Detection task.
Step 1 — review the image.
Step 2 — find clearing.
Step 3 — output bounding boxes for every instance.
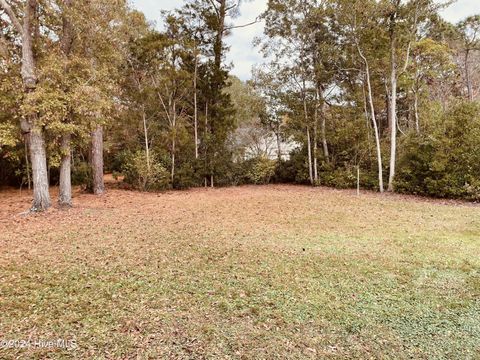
[0,185,479,359]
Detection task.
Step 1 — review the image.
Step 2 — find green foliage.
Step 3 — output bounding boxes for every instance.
[273,150,310,184]
[0,123,17,149]
[274,158,300,184]
[120,150,170,191]
[0,145,24,186]
[320,166,357,189]
[245,156,277,185]
[173,159,203,189]
[72,162,91,187]
[396,102,480,200]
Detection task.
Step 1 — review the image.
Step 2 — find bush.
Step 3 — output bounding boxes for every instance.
[173,160,203,189]
[273,149,310,184]
[121,150,170,191]
[72,161,90,186]
[245,156,277,185]
[395,101,480,200]
[320,166,357,189]
[272,160,292,183]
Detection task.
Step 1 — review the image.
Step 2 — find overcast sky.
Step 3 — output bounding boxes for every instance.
[131,0,479,80]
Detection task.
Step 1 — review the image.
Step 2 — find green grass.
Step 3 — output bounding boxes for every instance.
[0,185,479,359]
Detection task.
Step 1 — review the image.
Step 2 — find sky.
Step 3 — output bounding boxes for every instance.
[131,0,479,80]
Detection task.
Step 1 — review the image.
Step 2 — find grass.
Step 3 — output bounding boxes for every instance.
[0,185,479,359]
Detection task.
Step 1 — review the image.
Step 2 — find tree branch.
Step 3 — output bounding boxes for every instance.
[225,2,238,13]
[207,0,220,18]
[0,0,23,34]
[0,34,9,58]
[224,17,260,33]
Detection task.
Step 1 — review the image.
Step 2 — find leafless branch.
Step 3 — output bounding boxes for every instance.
[224,17,260,33]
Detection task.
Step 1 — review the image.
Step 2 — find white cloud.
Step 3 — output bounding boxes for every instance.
[131,0,479,80]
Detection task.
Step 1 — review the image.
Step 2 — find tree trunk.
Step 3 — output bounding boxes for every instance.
[276,126,282,161]
[28,127,51,211]
[142,108,150,172]
[90,125,105,195]
[18,0,51,211]
[204,102,208,188]
[59,133,72,207]
[58,129,72,205]
[26,123,51,211]
[357,43,384,193]
[171,139,175,184]
[320,101,329,162]
[194,48,199,159]
[313,96,319,184]
[306,126,313,185]
[24,140,31,190]
[313,124,318,184]
[413,87,420,133]
[214,0,226,71]
[171,101,176,184]
[314,85,329,163]
[208,0,225,186]
[465,49,473,102]
[357,166,360,196]
[388,27,398,192]
[58,0,73,207]
[302,89,313,185]
[362,83,371,134]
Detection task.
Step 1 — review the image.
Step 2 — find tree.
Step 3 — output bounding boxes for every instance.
[146,20,192,184]
[346,0,386,192]
[407,38,454,132]
[58,0,74,207]
[252,67,288,161]
[260,0,321,185]
[226,76,271,160]
[184,1,244,186]
[73,0,130,195]
[0,0,51,211]
[457,15,480,101]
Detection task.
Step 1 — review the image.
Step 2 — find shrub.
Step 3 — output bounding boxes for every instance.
[246,156,276,185]
[121,150,170,191]
[72,161,90,186]
[320,166,357,189]
[173,160,203,189]
[395,101,480,200]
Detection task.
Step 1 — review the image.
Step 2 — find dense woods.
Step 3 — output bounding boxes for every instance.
[1,0,479,211]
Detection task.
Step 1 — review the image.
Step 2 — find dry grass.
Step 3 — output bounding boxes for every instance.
[0,185,479,359]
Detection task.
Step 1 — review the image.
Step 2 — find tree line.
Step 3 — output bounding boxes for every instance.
[255,0,480,195]
[0,0,479,212]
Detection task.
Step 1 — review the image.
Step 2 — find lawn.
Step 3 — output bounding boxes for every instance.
[0,185,479,359]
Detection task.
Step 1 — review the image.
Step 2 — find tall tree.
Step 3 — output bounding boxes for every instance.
[457,15,480,101]
[58,0,74,207]
[383,0,438,191]
[0,0,51,211]
[345,0,386,192]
